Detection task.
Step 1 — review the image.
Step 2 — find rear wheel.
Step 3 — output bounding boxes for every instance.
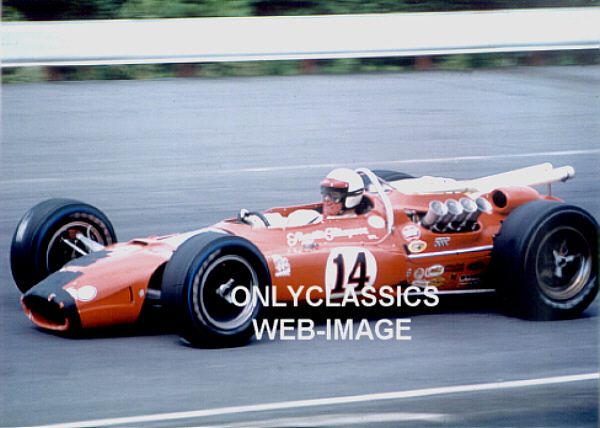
[161,232,269,347]
[491,200,598,320]
[11,199,117,293]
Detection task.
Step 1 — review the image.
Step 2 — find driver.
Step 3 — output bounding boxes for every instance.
[320,168,366,217]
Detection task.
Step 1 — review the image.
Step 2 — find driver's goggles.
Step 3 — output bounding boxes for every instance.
[321,187,345,204]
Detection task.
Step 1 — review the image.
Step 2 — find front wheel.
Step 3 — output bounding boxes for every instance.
[10,199,117,293]
[491,200,598,320]
[161,232,269,347]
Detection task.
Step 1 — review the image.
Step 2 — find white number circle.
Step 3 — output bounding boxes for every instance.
[325,247,377,295]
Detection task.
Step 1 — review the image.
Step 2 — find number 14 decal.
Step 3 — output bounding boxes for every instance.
[325,247,377,295]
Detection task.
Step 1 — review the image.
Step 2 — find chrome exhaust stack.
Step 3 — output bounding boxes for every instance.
[420,200,447,229]
[462,197,492,230]
[458,197,477,223]
[457,197,478,228]
[444,199,464,231]
[421,197,493,232]
[476,196,493,215]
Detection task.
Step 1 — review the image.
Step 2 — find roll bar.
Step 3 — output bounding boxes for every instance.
[356,168,394,235]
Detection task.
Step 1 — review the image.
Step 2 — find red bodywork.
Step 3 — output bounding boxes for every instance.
[21,184,556,331]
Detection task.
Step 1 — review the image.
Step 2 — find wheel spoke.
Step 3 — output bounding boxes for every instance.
[76,232,105,252]
[60,237,88,256]
[216,278,236,304]
[47,221,106,272]
[194,254,259,331]
[537,226,592,301]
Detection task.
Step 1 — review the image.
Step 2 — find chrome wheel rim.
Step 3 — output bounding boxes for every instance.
[193,254,259,331]
[46,221,106,272]
[535,226,592,301]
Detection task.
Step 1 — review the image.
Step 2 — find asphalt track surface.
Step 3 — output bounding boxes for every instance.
[1,66,599,427]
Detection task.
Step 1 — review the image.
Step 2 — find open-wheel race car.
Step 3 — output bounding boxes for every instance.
[11,163,599,347]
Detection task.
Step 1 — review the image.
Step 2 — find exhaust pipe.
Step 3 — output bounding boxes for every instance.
[461,197,492,230]
[426,199,464,231]
[444,199,464,230]
[476,197,493,214]
[421,200,447,229]
[422,197,493,232]
[458,197,478,224]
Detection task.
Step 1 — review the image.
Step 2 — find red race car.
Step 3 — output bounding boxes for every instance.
[10,164,598,346]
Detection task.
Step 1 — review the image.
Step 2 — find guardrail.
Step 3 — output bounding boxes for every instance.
[2,8,599,67]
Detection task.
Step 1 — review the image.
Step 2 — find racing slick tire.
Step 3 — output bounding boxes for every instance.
[491,200,598,320]
[372,170,414,182]
[10,198,117,294]
[161,232,270,347]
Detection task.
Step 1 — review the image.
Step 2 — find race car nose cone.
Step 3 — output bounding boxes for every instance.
[21,271,82,331]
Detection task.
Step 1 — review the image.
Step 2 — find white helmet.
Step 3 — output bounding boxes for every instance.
[321,168,365,211]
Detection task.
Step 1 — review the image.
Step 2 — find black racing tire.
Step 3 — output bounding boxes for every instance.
[372,170,414,182]
[161,232,270,347]
[490,200,598,320]
[10,198,117,294]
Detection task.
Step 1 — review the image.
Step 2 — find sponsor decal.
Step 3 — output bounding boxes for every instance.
[368,215,386,229]
[425,264,444,277]
[414,268,425,280]
[302,241,318,251]
[429,277,446,288]
[434,236,451,247]
[287,227,369,247]
[445,263,465,273]
[411,279,430,288]
[66,285,97,302]
[407,240,427,253]
[459,274,481,286]
[401,224,421,241]
[272,255,291,278]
